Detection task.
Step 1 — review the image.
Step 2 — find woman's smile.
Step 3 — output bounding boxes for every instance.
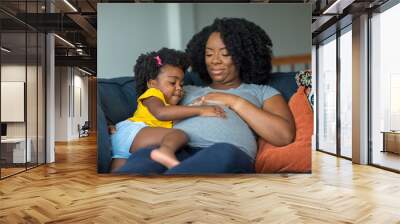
[210,69,225,75]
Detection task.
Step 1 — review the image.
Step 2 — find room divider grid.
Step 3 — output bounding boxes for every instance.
[0,0,47,179]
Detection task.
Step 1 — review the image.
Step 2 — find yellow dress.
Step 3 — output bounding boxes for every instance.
[128,88,172,128]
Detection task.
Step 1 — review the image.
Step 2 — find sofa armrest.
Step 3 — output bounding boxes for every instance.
[97,103,112,173]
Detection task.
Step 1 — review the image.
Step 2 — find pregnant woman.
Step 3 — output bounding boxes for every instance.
[117,17,295,174]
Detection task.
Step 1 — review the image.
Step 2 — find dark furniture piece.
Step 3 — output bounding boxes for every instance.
[78,121,90,138]
[1,123,7,138]
[381,131,400,154]
[97,72,299,173]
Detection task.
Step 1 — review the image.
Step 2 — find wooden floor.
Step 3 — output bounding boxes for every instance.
[372,150,400,171]
[1,135,400,223]
[1,167,26,178]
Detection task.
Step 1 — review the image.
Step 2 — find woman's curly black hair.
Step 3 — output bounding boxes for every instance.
[134,48,190,96]
[186,18,273,84]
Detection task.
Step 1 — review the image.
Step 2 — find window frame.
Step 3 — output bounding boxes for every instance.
[315,21,353,161]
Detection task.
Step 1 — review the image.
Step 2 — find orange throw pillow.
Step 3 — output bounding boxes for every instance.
[255,86,313,173]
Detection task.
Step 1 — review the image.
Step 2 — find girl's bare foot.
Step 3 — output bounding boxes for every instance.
[150,149,180,168]
[108,125,116,134]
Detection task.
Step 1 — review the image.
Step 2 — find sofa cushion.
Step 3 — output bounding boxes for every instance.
[183,71,207,87]
[97,104,112,173]
[255,86,313,173]
[98,77,137,124]
[97,71,300,173]
[267,72,299,102]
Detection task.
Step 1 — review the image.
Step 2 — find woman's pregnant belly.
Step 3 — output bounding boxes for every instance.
[174,108,258,159]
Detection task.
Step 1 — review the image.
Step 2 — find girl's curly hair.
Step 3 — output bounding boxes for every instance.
[134,48,190,96]
[186,18,273,84]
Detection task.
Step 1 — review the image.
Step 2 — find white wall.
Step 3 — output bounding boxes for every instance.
[1,64,46,164]
[193,3,311,57]
[55,67,89,141]
[180,4,195,51]
[55,67,69,141]
[1,65,27,139]
[98,3,311,78]
[72,73,89,138]
[167,4,182,50]
[98,3,170,78]
[1,65,40,137]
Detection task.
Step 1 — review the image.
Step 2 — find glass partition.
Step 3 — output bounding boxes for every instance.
[317,35,337,155]
[27,31,38,170]
[0,1,46,179]
[339,26,352,159]
[1,31,28,177]
[370,3,400,171]
[38,32,45,165]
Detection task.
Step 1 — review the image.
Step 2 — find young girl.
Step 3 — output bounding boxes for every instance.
[110,48,225,172]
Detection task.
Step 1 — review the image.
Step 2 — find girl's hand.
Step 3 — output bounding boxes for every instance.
[198,105,226,118]
[190,96,206,106]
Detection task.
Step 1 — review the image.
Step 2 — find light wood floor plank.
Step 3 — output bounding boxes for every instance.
[0,135,400,223]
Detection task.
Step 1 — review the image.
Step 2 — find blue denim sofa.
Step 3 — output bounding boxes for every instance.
[97,72,299,173]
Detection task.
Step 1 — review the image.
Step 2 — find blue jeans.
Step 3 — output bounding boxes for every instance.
[117,143,255,174]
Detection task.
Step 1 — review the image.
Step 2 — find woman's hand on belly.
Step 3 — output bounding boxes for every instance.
[194,92,295,146]
[194,92,240,108]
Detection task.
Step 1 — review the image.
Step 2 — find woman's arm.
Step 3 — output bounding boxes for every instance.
[142,97,225,121]
[201,93,295,146]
